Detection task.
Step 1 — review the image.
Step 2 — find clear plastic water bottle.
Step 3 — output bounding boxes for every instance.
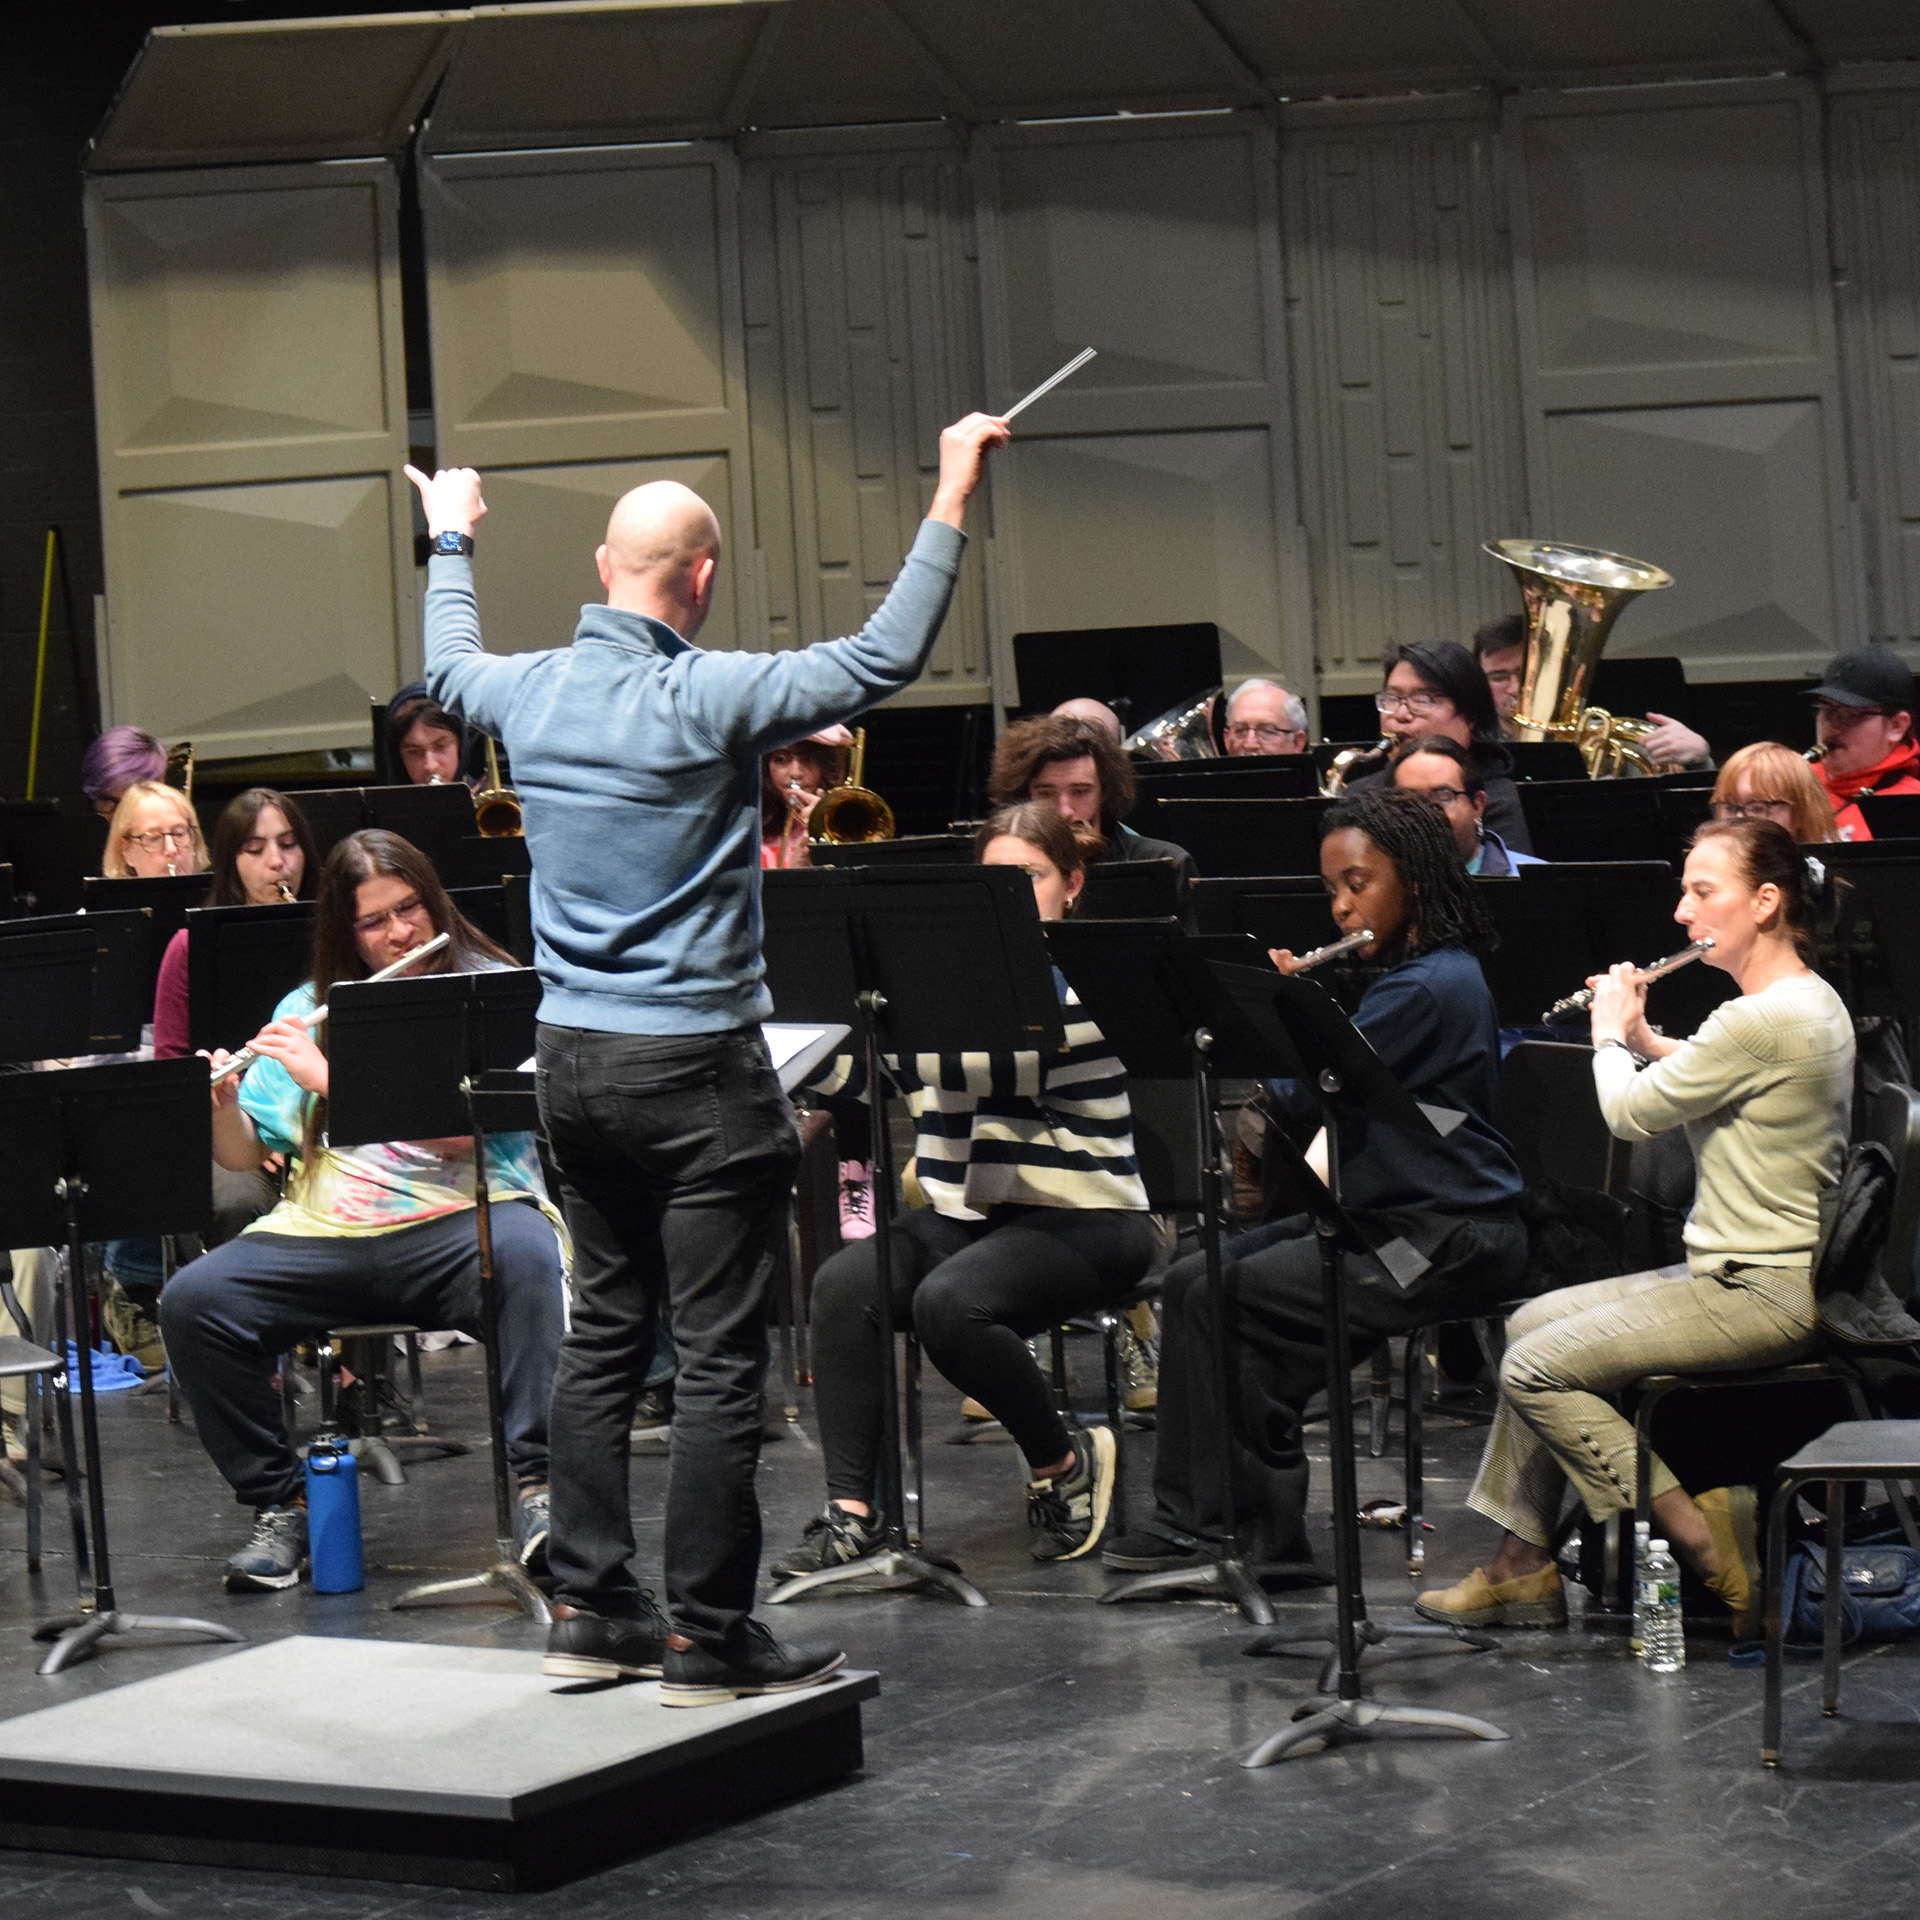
[1629,1519,1652,1655]
[1640,1537,1684,1672]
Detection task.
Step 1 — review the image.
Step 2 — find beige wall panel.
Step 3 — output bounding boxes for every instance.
[996,429,1281,685]
[1507,81,1856,681]
[1831,84,1920,644]
[86,161,416,755]
[107,474,404,755]
[1280,106,1526,690]
[975,118,1309,717]
[742,138,990,705]
[467,456,741,659]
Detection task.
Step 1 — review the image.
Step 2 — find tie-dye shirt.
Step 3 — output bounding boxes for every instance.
[238,980,553,1240]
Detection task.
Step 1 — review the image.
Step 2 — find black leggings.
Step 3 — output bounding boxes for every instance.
[809,1204,1157,1501]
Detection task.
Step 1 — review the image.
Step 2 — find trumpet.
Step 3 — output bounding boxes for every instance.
[1288,928,1375,972]
[474,738,523,838]
[1321,739,1389,799]
[811,728,895,843]
[1541,938,1714,1024]
[209,932,449,1085]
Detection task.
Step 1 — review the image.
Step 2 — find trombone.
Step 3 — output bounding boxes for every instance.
[811,728,895,844]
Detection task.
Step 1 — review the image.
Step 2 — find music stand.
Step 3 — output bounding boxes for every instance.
[1078,859,1181,923]
[760,866,1063,1610]
[1046,919,1279,1627]
[0,1059,244,1674]
[0,799,105,916]
[325,966,547,1622]
[186,901,313,1055]
[0,862,14,917]
[0,929,98,1064]
[83,872,207,983]
[0,913,154,1057]
[1209,965,1508,1766]
[1151,797,1327,878]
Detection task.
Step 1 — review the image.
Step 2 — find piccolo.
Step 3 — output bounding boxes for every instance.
[1542,937,1714,1023]
[1290,929,1375,972]
[208,931,450,1085]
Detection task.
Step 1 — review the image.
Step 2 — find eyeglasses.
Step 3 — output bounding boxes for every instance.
[1224,722,1303,746]
[1408,786,1471,807]
[351,894,429,937]
[1711,799,1792,822]
[1815,701,1892,728]
[1375,689,1446,717]
[123,825,195,852]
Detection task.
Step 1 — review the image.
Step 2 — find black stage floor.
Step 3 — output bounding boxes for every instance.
[4,1344,1919,1918]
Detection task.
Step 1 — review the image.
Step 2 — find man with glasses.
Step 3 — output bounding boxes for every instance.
[1222,679,1308,757]
[1809,644,1920,841]
[1390,736,1542,877]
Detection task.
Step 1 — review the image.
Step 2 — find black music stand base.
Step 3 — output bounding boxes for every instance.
[33,1608,244,1678]
[1099,1557,1275,1626]
[767,1545,988,1609]
[1244,1613,1498,1696]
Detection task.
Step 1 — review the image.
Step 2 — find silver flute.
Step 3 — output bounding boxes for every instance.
[1542,937,1714,1023]
[208,932,450,1085]
[1290,928,1375,972]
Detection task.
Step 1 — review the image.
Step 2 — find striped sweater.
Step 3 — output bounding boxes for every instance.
[808,982,1149,1221]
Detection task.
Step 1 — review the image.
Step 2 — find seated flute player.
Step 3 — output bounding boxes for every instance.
[159,829,568,1594]
[1415,819,1852,1635]
[771,802,1160,1576]
[1103,787,1530,1578]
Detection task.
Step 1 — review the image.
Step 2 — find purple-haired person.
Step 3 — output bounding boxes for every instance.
[80,726,167,821]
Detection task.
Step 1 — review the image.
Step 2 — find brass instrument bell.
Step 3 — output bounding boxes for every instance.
[811,728,895,843]
[473,737,524,838]
[1123,688,1221,761]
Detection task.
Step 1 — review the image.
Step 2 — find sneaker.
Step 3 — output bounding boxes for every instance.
[224,1503,309,1593]
[1026,1423,1116,1562]
[542,1596,670,1680]
[1101,1525,1210,1574]
[837,1162,875,1241]
[1116,1321,1158,1413]
[769,1502,882,1581]
[517,1482,551,1575]
[1413,1564,1566,1629]
[660,1621,846,1707]
[102,1279,164,1373]
[630,1383,674,1450]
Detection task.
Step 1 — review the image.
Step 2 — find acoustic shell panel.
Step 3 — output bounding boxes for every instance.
[1507,80,1854,682]
[85,162,416,757]
[422,144,758,651]
[974,116,1308,713]
[1279,100,1525,689]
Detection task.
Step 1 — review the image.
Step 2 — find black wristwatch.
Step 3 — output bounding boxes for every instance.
[430,530,475,557]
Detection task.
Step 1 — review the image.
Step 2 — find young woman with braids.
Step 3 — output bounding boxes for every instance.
[159,831,567,1596]
[1416,819,1852,1636]
[1103,787,1529,1576]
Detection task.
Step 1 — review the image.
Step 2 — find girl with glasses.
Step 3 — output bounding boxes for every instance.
[102,780,208,880]
[1708,743,1836,847]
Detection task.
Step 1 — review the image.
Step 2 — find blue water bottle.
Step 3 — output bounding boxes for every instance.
[305,1436,365,1593]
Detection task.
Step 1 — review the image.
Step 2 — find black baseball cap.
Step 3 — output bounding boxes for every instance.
[1810,644,1915,713]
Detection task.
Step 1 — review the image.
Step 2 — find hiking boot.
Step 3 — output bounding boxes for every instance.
[224,1504,309,1592]
[1698,1485,1762,1637]
[1414,1564,1566,1629]
[517,1482,550,1575]
[542,1595,671,1680]
[102,1279,164,1373]
[837,1162,875,1241]
[630,1383,674,1451]
[769,1502,882,1581]
[1026,1423,1116,1561]
[1101,1525,1210,1574]
[660,1621,846,1707]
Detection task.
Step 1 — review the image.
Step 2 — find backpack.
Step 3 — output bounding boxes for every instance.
[1811,1138,1920,1348]
[1779,1543,1920,1646]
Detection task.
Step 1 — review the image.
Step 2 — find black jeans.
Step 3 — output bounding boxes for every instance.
[1147,1208,1528,1565]
[810,1205,1158,1500]
[536,1024,800,1648]
[161,1202,564,1510]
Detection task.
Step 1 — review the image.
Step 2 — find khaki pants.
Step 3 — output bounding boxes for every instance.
[1468,1263,1815,1548]
[2,1248,58,1421]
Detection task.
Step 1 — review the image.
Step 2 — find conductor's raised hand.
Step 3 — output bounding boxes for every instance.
[929,413,1012,529]
[404,463,487,540]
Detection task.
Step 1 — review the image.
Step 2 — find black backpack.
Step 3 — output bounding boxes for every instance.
[1812,1139,1920,1348]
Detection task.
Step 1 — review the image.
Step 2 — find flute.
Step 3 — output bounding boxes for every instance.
[208,932,450,1085]
[1541,937,1714,1023]
[1289,928,1375,972]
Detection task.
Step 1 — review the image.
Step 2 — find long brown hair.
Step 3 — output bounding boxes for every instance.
[205,788,320,908]
[987,715,1137,826]
[972,802,1094,894]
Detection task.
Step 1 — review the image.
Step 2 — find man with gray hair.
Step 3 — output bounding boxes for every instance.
[1222,678,1308,756]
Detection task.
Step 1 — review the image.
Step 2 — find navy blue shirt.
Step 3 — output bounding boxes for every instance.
[1274,945,1522,1214]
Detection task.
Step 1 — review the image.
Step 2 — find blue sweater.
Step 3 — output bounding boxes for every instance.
[424,520,965,1034]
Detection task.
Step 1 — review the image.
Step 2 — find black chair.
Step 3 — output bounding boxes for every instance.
[0,1267,59,1573]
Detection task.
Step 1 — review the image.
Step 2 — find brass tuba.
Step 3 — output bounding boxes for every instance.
[811,728,895,843]
[473,737,524,837]
[1483,539,1674,778]
[1123,688,1221,761]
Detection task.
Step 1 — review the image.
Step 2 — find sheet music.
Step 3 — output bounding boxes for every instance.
[764,1024,834,1072]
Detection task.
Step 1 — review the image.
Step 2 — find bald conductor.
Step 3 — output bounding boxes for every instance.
[409,412,1008,1704]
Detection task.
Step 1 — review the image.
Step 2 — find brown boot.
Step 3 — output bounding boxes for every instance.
[1697,1485,1762,1637]
[1414,1564,1567,1628]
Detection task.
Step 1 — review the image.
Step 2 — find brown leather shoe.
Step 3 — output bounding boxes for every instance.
[1414,1564,1567,1628]
[1697,1486,1762,1637]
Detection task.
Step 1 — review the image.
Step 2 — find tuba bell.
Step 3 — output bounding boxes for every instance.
[473,737,524,837]
[1482,539,1674,778]
[811,728,895,843]
[1123,687,1220,761]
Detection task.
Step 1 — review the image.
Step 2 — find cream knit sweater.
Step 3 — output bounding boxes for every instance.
[1593,971,1854,1276]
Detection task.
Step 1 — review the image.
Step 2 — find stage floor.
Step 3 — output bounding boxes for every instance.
[4,1345,1920,1917]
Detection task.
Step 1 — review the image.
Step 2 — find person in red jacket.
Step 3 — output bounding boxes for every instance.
[1811,645,1920,841]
